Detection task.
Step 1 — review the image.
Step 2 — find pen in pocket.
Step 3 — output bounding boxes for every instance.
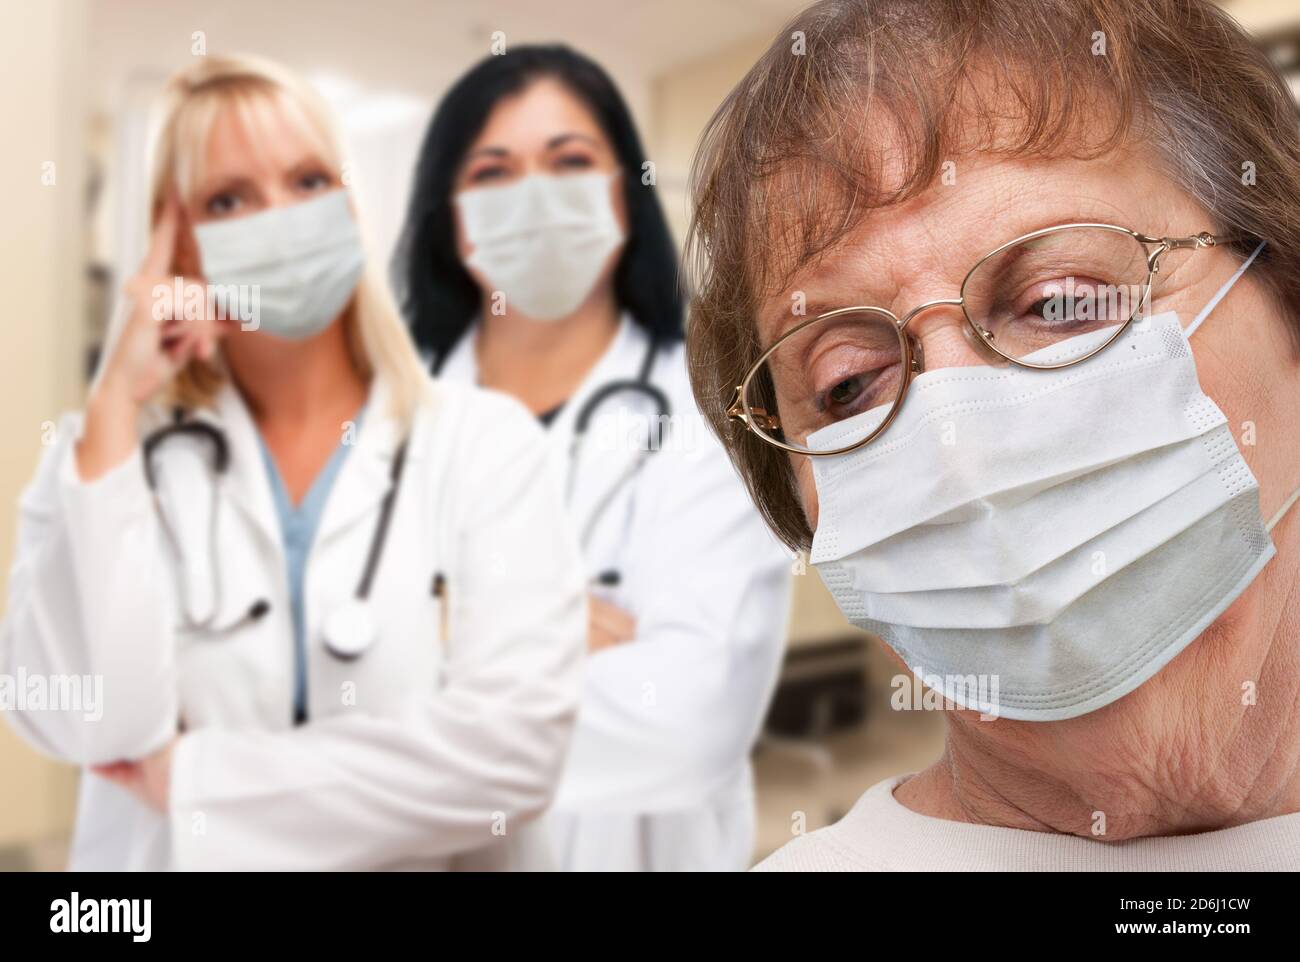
[431,571,448,643]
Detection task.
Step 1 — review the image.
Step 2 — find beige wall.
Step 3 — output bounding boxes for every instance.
[650,33,774,242]
[0,0,90,847]
[1222,0,1300,32]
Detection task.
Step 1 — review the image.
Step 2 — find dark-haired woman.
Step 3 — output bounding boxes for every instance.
[394,46,791,871]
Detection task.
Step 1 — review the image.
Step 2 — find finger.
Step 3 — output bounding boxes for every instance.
[165,327,201,367]
[194,320,212,362]
[188,298,232,362]
[588,628,628,653]
[589,601,622,625]
[589,606,616,632]
[156,277,208,345]
[141,189,183,278]
[591,600,635,633]
[159,316,188,357]
[123,275,168,320]
[176,202,205,285]
[198,313,230,361]
[167,281,211,359]
[160,314,202,364]
[592,610,635,641]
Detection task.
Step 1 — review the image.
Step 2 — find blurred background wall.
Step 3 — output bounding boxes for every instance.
[0,0,1296,869]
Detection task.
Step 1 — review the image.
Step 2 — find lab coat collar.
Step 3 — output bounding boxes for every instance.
[203,373,408,549]
[315,375,411,547]
[439,312,649,439]
[553,313,647,439]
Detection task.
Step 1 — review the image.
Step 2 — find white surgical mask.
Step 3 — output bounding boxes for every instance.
[456,171,624,321]
[808,242,1298,721]
[195,190,365,340]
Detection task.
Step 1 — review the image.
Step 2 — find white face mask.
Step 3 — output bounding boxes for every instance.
[455,171,624,322]
[808,242,1298,721]
[195,190,365,340]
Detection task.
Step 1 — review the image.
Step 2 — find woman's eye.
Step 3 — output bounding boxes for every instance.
[829,376,865,405]
[554,154,594,171]
[1025,294,1063,320]
[467,165,509,184]
[296,171,331,192]
[819,369,883,417]
[205,193,241,216]
[1019,277,1121,324]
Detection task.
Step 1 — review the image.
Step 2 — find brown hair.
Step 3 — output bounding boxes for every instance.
[685,0,1300,550]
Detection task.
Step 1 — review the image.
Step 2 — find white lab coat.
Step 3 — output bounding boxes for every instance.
[440,315,792,871]
[0,374,587,870]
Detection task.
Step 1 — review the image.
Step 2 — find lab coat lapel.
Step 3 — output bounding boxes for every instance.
[438,315,647,498]
[437,314,643,433]
[313,375,406,547]
[208,376,403,553]
[545,315,643,444]
[551,316,650,501]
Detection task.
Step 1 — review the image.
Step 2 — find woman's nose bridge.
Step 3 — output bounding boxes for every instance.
[898,296,997,371]
[898,297,964,330]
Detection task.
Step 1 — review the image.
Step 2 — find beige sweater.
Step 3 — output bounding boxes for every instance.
[754,775,1300,871]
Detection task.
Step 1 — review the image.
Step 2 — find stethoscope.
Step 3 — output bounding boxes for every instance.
[563,338,672,588]
[143,407,409,661]
[433,333,671,588]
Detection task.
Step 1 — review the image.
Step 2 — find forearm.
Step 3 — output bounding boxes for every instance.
[1,417,179,763]
[168,683,576,870]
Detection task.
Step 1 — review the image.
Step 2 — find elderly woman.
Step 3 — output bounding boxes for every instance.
[687,0,1300,870]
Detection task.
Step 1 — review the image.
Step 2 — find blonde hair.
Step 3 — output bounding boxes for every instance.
[145,53,428,423]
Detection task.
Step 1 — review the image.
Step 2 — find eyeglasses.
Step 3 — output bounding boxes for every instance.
[726,223,1230,457]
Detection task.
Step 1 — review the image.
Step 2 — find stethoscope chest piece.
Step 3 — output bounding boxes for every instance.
[322,599,376,660]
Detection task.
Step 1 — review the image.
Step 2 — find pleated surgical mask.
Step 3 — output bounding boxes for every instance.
[808,242,1298,721]
[195,190,365,340]
[456,172,624,321]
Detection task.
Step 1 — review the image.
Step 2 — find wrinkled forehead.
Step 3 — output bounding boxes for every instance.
[751,145,1169,350]
[740,88,1148,349]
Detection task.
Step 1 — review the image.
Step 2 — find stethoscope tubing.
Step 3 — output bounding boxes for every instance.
[143,409,410,656]
[145,413,237,632]
[565,339,671,555]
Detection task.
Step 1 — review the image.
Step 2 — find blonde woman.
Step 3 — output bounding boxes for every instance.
[0,55,586,871]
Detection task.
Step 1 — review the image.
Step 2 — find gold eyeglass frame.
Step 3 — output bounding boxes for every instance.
[726,223,1229,457]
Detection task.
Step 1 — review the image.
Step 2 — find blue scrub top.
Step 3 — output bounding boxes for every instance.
[255,416,362,725]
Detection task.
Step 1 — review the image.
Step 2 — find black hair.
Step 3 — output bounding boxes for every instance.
[393,44,685,370]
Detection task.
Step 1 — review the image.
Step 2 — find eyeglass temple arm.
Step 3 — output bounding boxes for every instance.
[1136,230,1218,250]
[1135,231,1245,274]
[725,386,780,431]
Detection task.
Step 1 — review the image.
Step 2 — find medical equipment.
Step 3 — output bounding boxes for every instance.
[565,338,671,584]
[319,439,409,659]
[435,333,672,586]
[143,408,410,659]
